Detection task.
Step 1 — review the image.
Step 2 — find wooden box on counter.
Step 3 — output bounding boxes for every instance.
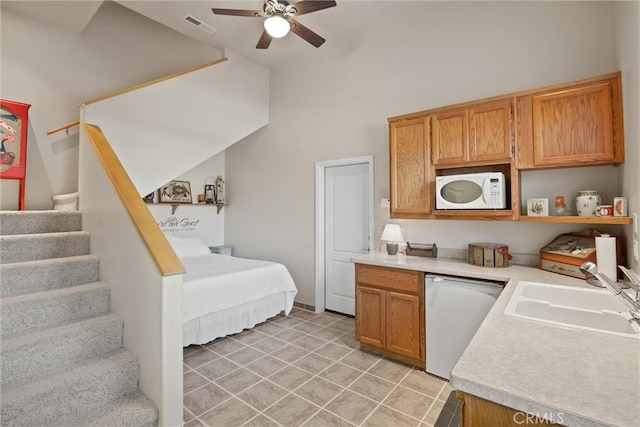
[539,228,623,279]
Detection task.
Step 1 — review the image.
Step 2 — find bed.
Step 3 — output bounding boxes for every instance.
[166,235,298,346]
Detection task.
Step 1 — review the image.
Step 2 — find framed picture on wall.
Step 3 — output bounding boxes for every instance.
[159,180,192,204]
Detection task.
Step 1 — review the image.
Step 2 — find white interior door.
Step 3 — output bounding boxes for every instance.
[325,163,370,315]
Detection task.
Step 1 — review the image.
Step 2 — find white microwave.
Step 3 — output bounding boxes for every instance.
[436,172,506,209]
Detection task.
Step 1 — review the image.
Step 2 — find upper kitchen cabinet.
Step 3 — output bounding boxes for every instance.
[516,72,624,169]
[389,116,431,219]
[432,99,513,167]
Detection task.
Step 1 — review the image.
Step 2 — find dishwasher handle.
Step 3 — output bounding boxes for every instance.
[425,274,505,289]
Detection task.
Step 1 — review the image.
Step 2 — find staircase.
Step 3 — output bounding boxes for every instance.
[0,210,159,427]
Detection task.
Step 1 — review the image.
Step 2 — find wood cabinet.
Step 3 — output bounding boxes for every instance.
[432,99,513,167]
[355,264,424,366]
[516,73,624,169]
[457,391,562,426]
[389,117,431,219]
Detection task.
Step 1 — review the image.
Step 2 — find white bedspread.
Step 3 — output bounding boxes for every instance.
[181,253,298,325]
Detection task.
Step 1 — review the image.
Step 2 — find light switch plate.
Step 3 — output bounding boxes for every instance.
[634,213,638,234]
[634,240,639,262]
[381,198,390,208]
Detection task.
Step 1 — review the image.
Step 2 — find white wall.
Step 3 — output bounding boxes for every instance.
[612,0,640,272]
[225,1,623,306]
[0,1,220,209]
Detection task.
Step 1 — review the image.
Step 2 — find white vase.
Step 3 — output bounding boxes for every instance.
[575,190,600,217]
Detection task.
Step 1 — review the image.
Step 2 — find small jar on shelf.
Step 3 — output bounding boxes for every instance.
[554,196,567,216]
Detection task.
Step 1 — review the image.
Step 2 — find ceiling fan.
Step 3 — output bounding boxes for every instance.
[212,0,337,49]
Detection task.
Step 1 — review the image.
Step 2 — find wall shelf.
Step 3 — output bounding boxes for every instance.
[519,216,632,225]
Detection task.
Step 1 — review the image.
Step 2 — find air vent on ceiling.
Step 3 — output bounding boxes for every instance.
[184,15,217,33]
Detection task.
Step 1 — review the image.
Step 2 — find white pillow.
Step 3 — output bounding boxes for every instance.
[165,235,210,258]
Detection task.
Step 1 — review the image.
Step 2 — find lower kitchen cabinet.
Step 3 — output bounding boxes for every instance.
[457,391,563,426]
[355,263,425,366]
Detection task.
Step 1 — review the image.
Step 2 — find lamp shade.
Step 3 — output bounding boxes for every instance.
[264,15,290,38]
[380,224,404,242]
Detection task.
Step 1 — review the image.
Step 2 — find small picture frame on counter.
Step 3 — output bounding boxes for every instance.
[526,198,549,216]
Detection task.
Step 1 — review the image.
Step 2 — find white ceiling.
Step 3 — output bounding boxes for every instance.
[2,0,394,69]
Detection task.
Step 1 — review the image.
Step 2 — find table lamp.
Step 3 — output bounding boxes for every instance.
[381,224,404,255]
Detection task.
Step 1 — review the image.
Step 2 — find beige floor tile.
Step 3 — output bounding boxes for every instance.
[325,390,378,425]
[307,315,343,327]
[348,373,396,402]
[315,342,352,360]
[383,386,434,420]
[233,329,269,345]
[274,328,307,343]
[255,321,288,336]
[225,346,266,366]
[243,414,281,427]
[184,371,209,394]
[196,358,241,381]
[216,368,262,395]
[362,405,419,427]
[333,333,359,349]
[302,410,355,427]
[245,355,288,377]
[294,377,344,406]
[237,380,289,411]
[367,358,413,383]
[341,350,381,371]
[184,383,231,416]
[263,393,320,426]
[330,319,355,332]
[184,345,203,355]
[184,408,194,422]
[207,338,246,355]
[294,321,324,334]
[185,418,205,427]
[183,349,219,369]
[268,366,314,391]
[250,337,287,353]
[200,397,258,427]
[319,362,364,387]
[400,370,445,398]
[293,353,334,374]
[274,316,304,328]
[314,327,346,341]
[291,310,317,320]
[439,382,455,401]
[293,335,328,351]
[271,344,308,363]
[422,398,446,425]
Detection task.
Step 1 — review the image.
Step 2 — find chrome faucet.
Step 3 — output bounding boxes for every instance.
[579,261,640,323]
[619,265,640,305]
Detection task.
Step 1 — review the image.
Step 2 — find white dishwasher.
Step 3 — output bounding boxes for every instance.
[425,274,504,379]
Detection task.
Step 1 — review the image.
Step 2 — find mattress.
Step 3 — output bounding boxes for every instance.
[180,253,298,346]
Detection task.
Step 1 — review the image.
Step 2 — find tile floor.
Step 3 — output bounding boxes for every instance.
[183,307,453,427]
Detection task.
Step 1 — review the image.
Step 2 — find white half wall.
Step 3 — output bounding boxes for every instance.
[82,50,268,197]
[78,128,183,426]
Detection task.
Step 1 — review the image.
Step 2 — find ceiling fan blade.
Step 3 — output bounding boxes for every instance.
[291,1,337,16]
[289,19,326,48]
[211,8,261,17]
[256,30,273,49]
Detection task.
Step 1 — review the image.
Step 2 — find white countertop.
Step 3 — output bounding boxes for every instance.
[352,253,640,427]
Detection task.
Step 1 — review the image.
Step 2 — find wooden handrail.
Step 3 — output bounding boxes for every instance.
[81,123,185,277]
[78,57,228,107]
[47,120,80,135]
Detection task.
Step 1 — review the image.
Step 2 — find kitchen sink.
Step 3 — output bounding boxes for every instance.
[504,281,640,338]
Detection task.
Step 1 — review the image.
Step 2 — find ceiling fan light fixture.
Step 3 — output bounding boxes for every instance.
[264,15,290,38]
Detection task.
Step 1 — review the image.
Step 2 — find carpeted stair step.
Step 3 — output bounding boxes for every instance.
[1,313,123,386]
[0,254,99,297]
[0,210,82,235]
[1,282,111,337]
[82,391,159,427]
[0,231,90,263]
[0,349,146,427]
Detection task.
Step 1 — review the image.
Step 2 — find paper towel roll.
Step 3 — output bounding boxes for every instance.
[595,235,617,282]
